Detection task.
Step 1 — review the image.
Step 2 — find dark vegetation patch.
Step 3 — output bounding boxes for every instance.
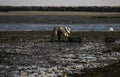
[0,31,52,42]
[0,6,120,12]
[67,61,120,77]
[71,31,120,42]
[0,31,120,42]
[92,16,120,19]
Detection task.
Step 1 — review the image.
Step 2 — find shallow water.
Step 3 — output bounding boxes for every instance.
[0,23,120,31]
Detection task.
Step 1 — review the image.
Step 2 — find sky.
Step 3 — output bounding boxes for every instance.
[0,0,120,6]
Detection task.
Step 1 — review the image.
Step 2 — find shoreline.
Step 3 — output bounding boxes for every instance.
[0,11,120,16]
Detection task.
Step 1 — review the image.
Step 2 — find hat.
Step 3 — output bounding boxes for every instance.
[65,27,70,34]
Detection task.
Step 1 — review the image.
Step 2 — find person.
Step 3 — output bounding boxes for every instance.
[51,26,71,41]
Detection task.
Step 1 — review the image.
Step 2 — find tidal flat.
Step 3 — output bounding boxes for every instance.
[0,31,120,77]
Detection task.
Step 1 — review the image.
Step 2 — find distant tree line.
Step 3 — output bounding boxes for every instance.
[0,6,120,12]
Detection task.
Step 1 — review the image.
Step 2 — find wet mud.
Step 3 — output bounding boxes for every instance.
[0,39,120,77]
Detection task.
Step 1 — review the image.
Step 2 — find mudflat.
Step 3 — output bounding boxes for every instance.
[0,31,120,77]
[0,11,120,24]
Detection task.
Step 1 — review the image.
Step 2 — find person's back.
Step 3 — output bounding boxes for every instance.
[59,27,66,33]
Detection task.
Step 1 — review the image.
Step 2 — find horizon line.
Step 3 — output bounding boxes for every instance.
[0,5,120,7]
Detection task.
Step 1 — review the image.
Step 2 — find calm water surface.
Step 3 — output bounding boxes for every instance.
[0,24,120,31]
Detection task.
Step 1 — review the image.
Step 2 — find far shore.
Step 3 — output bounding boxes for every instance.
[0,11,120,24]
